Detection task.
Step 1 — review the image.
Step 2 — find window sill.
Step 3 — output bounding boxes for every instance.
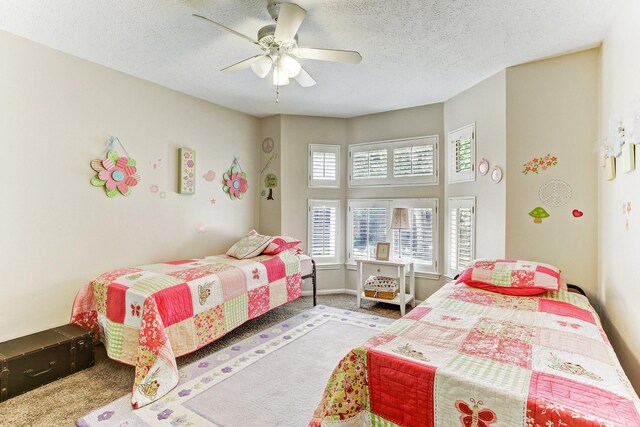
[315,263,343,271]
[345,263,440,280]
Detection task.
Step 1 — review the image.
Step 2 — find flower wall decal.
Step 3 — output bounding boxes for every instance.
[223,158,248,200]
[90,150,140,197]
[522,154,558,175]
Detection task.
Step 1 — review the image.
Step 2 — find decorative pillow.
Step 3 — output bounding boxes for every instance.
[226,230,272,259]
[456,259,561,296]
[262,236,301,255]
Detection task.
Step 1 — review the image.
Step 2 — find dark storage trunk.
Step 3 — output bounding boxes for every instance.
[0,324,95,402]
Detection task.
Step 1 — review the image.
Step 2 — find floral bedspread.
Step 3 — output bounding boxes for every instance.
[72,251,301,408]
[311,282,640,426]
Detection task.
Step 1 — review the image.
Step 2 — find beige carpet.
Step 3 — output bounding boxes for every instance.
[0,294,408,427]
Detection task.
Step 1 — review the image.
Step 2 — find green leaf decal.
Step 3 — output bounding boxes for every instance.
[90,176,106,187]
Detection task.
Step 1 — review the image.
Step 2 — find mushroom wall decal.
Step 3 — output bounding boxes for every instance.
[529,207,550,224]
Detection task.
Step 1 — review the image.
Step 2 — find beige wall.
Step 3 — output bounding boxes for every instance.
[280,115,348,294]
[0,31,260,341]
[258,115,282,236]
[505,49,599,297]
[444,70,507,267]
[346,104,446,301]
[599,0,640,392]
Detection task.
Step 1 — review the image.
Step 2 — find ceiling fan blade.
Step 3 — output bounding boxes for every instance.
[294,67,316,87]
[293,47,362,64]
[192,14,258,45]
[274,3,306,43]
[221,55,263,73]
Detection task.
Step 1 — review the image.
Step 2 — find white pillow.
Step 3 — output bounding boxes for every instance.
[226,230,272,259]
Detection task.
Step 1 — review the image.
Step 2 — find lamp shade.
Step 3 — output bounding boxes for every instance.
[280,54,302,78]
[251,55,273,79]
[272,65,290,86]
[390,208,409,229]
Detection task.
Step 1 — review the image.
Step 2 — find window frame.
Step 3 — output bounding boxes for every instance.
[308,144,341,189]
[348,135,439,188]
[346,198,439,275]
[308,199,341,266]
[446,196,476,279]
[447,123,476,184]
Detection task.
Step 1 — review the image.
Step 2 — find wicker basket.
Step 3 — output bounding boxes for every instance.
[364,289,398,300]
[363,276,399,300]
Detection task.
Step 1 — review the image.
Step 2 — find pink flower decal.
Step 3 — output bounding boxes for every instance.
[222,162,248,200]
[226,173,247,197]
[90,151,140,197]
[252,268,260,280]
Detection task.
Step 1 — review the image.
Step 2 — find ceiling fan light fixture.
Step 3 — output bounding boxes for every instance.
[272,66,290,86]
[280,54,302,78]
[251,55,273,78]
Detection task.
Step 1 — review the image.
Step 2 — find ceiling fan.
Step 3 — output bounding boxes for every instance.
[193,1,362,96]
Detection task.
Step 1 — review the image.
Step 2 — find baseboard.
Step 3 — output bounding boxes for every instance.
[301,289,423,305]
[302,288,357,296]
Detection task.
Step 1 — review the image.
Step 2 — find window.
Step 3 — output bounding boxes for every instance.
[347,199,439,274]
[309,144,340,188]
[308,199,340,265]
[446,197,475,278]
[448,123,475,183]
[349,136,438,187]
[349,200,389,261]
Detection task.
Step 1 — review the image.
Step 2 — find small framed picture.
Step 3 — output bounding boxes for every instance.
[376,242,390,261]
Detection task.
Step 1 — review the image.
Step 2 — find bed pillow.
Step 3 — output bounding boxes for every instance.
[456,259,561,295]
[262,236,301,255]
[226,230,272,259]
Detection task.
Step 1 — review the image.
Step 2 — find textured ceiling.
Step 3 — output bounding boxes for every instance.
[0,0,623,118]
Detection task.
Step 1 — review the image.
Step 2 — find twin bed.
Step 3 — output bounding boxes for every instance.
[72,249,316,408]
[311,275,640,426]
[72,250,640,426]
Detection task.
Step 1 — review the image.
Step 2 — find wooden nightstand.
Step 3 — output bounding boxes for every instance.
[356,258,416,316]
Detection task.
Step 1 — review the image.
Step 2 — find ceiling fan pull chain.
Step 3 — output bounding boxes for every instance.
[276,84,280,103]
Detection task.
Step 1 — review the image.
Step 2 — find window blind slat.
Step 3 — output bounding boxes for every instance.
[393,208,434,264]
[448,199,474,275]
[352,207,388,259]
[310,206,337,257]
[393,145,434,177]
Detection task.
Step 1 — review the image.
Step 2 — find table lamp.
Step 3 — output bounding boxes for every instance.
[390,208,409,259]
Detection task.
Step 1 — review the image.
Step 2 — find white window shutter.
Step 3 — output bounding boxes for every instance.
[349,144,389,186]
[308,199,340,265]
[309,144,340,188]
[347,198,439,274]
[347,200,389,264]
[448,123,475,184]
[349,136,438,187]
[390,199,438,273]
[447,197,475,278]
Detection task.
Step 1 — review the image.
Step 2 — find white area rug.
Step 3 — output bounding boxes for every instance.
[77,305,393,426]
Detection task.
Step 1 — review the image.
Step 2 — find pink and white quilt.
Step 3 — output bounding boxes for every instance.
[72,251,302,408]
[311,282,640,426]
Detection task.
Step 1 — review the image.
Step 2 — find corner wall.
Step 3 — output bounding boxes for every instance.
[0,30,260,341]
[599,0,640,392]
[280,115,348,294]
[345,104,446,300]
[444,71,507,265]
[505,49,600,297]
[259,115,282,236]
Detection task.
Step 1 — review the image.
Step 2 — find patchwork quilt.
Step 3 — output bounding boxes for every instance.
[311,282,640,426]
[72,251,302,408]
